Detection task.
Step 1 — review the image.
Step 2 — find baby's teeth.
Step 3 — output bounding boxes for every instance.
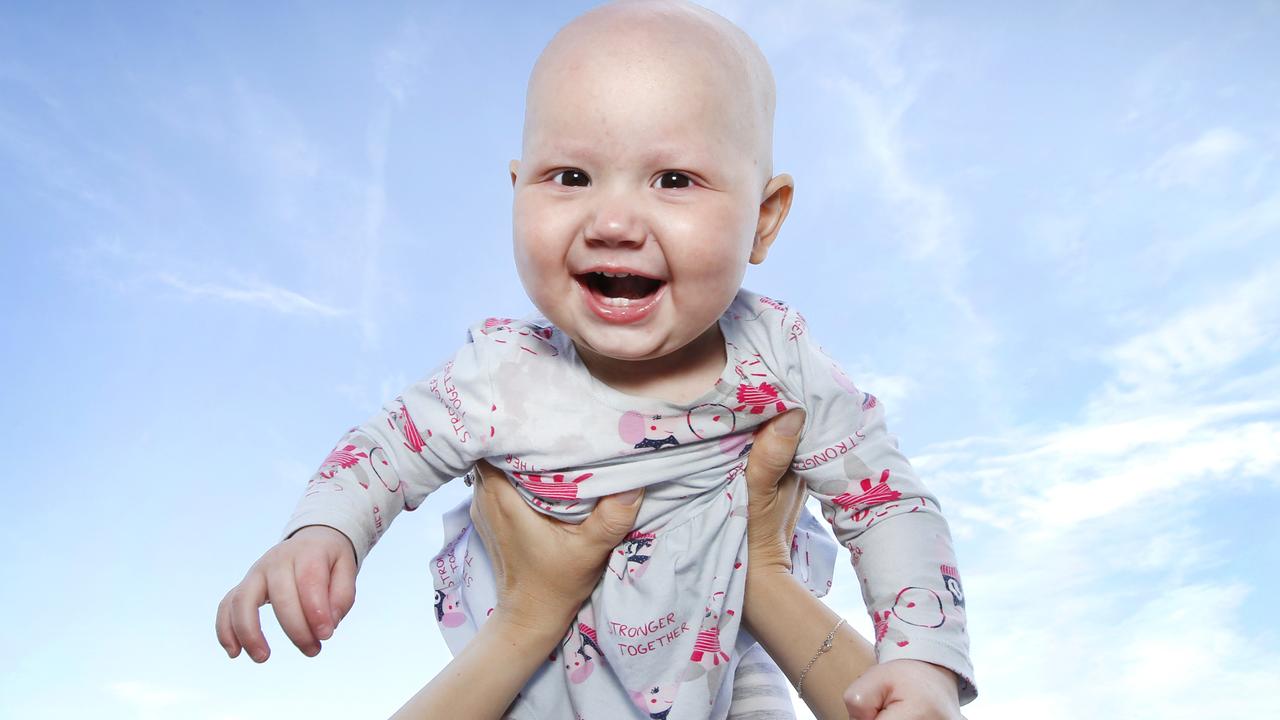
[604,296,634,307]
[601,272,631,278]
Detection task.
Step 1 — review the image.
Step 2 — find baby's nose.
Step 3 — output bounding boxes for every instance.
[585,194,647,247]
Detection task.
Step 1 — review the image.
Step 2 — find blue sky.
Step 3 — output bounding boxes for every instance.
[2,1,1278,718]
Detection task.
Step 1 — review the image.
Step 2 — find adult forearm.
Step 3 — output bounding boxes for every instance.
[744,569,876,720]
[390,613,563,720]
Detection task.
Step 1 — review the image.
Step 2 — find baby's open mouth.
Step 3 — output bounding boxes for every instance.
[577,272,665,304]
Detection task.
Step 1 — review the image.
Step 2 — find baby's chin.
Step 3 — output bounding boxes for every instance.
[569,329,672,365]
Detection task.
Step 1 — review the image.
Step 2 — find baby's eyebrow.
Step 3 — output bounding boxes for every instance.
[532,140,602,164]
[532,137,715,168]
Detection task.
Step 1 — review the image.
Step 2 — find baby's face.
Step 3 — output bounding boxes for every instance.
[511,17,783,368]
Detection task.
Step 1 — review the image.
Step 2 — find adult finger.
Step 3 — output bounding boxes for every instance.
[267,563,319,657]
[295,553,335,641]
[215,592,242,658]
[228,572,271,663]
[329,548,357,627]
[470,461,519,526]
[580,488,644,546]
[746,411,805,489]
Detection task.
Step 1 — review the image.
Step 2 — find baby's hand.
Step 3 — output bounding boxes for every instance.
[844,659,962,720]
[215,525,357,662]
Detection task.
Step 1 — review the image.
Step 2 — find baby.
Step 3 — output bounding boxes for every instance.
[222,1,975,717]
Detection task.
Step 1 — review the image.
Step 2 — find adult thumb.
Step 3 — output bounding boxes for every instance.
[582,488,645,545]
[747,411,805,485]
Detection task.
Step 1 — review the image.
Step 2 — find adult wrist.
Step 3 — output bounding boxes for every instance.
[496,586,581,633]
[487,605,572,648]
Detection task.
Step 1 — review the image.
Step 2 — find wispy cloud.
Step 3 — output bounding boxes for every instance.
[898,258,1280,717]
[159,272,347,317]
[1147,127,1248,189]
[1091,262,1280,416]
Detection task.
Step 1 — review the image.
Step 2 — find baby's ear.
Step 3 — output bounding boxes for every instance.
[509,159,520,187]
[751,174,795,264]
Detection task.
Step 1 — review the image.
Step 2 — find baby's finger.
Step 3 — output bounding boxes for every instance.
[215,592,242,658]
[294,554,335,641]
[329,546,357,627]
[267,564,320,657]
[227,572,271,663]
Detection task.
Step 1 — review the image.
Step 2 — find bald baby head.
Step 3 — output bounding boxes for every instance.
[523,0,777,182]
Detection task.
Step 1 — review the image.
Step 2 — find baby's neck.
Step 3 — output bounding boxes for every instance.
[576,324,727,406]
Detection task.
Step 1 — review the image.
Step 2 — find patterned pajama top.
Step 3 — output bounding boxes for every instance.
[283,289,976,719]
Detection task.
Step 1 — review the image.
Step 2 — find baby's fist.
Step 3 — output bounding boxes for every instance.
[844,659,962,720]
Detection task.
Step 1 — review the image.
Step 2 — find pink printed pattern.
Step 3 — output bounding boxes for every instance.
[513,471,593,500]
[733,381,787,415]
[318,444,367,479]
[832,469,901,510]
[689,627,730,665]
[399,401,428,452]
[481,318,558,356]
[757,295,788,314]
[873,609,891,644]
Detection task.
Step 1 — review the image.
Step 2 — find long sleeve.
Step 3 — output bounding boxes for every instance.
[783,312,977,704]
[281,332,496,566]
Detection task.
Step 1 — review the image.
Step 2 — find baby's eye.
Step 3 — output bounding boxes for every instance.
[654,171,692,189]
[553,169,590,187]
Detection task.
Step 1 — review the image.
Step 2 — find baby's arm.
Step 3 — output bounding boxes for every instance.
[798,391,976,706]
[282,339,495,565]
[216,336,494,659]
[765,308,974,708]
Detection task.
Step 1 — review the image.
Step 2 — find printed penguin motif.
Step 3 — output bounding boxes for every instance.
[434,588,465,628]
[619,405,740,452]
[608,530,656,584]
[941,564,965,609]
[619,412,682,450]
[562,607,605,684]
[630,683,677,719]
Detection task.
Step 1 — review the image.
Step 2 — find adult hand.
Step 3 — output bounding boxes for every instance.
[469,460,644,630]
[744,410,807,577]
[392,465,643,720]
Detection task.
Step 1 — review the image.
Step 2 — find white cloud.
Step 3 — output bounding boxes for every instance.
[901,253,1280,717]
[159,272,347,317]
[1091,263,1280,417]
[1148,127,1248,189]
